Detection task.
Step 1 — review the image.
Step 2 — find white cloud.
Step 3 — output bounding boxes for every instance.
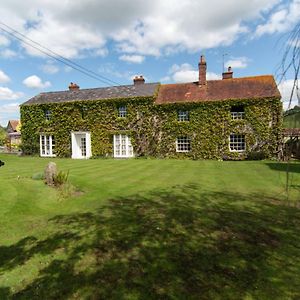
[207,72,222,80]
[160,76,171,82]
[119,54,145,64]
[41,63,59,74]
[0,0,281,58]
[278,79,300,110]
[255,0,300,36]
[98,63,134,81]
[225,57,249,69]
[0,70,10,83]
[0,102,20,113]
[0,103,20,127]
[23,75,51,89]
[0,49,17,58]
[168,63,221,83]
[0,87,23,100]
[0,35,10,47]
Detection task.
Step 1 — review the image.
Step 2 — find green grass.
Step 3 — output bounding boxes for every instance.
[0,154,299,299]
[284,111,300,128]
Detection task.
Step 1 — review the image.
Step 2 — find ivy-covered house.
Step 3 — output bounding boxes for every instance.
[20,56,282,159]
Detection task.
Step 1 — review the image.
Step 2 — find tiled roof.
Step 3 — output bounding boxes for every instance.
[155,75,280,104]
[22,83,160,105]
[8,120,20,132]
[22,75,281,106]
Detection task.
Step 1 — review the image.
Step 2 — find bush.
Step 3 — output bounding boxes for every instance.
[247,151,266,160]
[53,170,69,186]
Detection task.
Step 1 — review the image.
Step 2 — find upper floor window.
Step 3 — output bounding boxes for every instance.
[231,105,244,120]
[178,110,189,122]
[80,107,88,119]
[176,136,191,152]
[45,110,51,121]
[118,106,127,118]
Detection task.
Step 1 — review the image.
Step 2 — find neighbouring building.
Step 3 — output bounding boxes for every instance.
[20,56,282,160]
[6,120,21,150]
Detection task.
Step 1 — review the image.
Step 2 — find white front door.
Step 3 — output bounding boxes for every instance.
[113,134,134,158]
[71,132,92,159]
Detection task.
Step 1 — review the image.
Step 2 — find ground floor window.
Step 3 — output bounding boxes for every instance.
[229,134,245,151]
[113,134,134,158]
[176,136,191,152]
[40,135,55,157]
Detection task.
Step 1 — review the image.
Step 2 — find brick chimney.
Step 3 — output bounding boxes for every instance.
[222,66,233,79]
[69,82,80,90]
[198,55,207,86]
[133,75,145,85]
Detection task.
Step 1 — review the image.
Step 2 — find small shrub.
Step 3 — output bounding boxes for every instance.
[247,151,266,160]
[53,170,69,186]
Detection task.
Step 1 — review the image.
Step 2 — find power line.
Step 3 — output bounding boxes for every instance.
[0,22,121,86]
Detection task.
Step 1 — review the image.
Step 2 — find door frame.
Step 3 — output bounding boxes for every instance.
[71,131,92,159]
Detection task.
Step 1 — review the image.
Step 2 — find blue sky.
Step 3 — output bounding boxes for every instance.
[0,0,299,126]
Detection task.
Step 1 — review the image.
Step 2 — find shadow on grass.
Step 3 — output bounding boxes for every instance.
[1,184,300,299]
[265,161,300,174]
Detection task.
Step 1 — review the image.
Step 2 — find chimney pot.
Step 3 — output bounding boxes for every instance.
[133,75,145,85]
[69,82,80,90]
[222,66,233,80]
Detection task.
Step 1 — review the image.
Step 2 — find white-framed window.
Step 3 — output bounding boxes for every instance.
[45,110,51,121]
[118,106,127,118]
[113,134,134,158]
[176,136,191,152]
[231,105,245,120]
[178,110,189,122]
[40,135,56,157]
[229,134,245,152]
[80,137,86,157]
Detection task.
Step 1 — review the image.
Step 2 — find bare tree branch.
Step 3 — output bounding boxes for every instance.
[277,23,300,109]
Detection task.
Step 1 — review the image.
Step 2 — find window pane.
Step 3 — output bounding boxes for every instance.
[229,134,245,151]
[178,111,189,122]
[176,136,191,152]
[118,106,127,117]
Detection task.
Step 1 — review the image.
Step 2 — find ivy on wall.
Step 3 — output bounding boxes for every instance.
[20,95,282,159]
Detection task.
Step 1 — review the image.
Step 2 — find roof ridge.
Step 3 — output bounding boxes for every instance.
[39,82,160,95]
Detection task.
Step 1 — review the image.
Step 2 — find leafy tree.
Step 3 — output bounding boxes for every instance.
[0,126,7,146]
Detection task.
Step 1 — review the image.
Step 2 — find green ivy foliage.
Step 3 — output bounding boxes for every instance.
[20,96,282,159]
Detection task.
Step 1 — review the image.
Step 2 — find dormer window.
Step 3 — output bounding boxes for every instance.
[231,105,245,120]
[118,106,127,118]
[45,110,51,121]
[178,110,189,122]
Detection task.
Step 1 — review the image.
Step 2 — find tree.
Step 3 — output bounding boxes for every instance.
[278,23,300,109]
[0,126,6,146]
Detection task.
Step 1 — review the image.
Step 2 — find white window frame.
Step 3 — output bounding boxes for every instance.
[231,111,245,120]
[113,134,134,158]
[40,134,56,157]
[118,106,127,118]
[178,110,189,122]
[176,136,191,152]
[45,110,51,121]
[229,134,246,152]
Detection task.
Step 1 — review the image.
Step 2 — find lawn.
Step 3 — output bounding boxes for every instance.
[0,154,299,299]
